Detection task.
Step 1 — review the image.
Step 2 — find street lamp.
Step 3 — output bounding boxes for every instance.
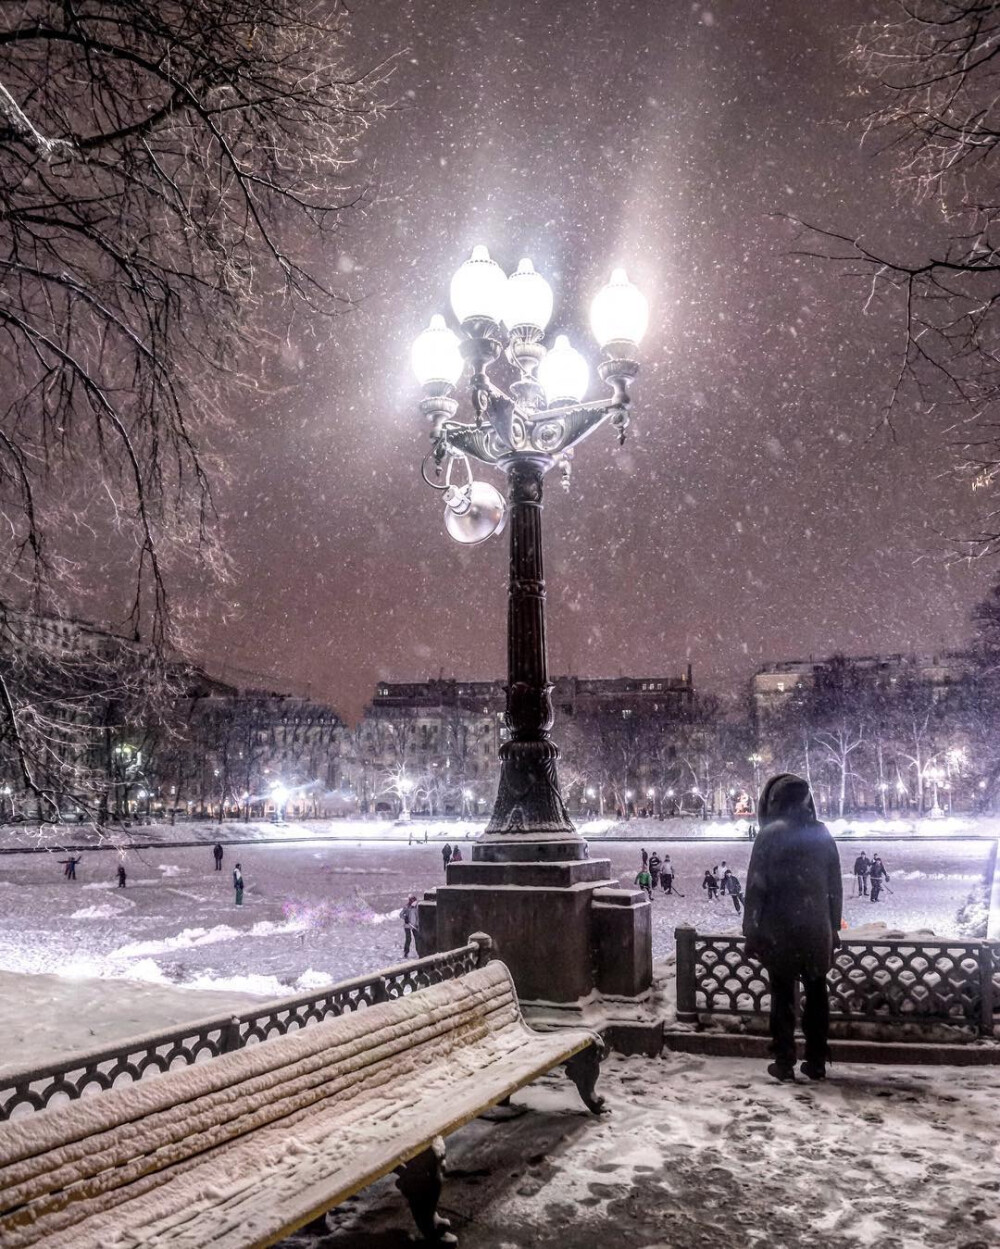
[413,247,646,857]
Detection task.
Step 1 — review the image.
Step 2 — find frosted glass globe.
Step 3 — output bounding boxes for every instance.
[411,314,463,387]
[590,268,649,348]
[449,245,507,325]
[538,334,589,404]
[503,258,553,333]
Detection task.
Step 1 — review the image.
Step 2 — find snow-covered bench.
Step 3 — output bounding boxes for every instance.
[0,960,604,1248]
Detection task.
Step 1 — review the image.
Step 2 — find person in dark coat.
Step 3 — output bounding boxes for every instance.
[721,869,744,913]
[648,851,662,890]
[450,846,463,863]
[743,773,843,1083]
[401,893,420,957]
[233,862,244,906]
[442,843,453,871]
[869,854,890,902]
[213,843,224,871]
[640,848,649,869]
[702,869,719,901]
[852,851,870,897]
[117,864,127,888]
[58,856,81,880]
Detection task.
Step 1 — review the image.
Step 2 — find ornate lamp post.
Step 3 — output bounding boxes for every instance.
[409,247,653,1013]
[411,247,647,864]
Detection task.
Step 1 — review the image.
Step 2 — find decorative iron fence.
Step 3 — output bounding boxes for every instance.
[0,936,491,1121]
[675,926,997,1036]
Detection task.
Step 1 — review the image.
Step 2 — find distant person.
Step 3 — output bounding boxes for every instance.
[721,868,744,914]
[401,893,420,957]
[743,773,842,1083]
[661,857,675,894]
[117,864,127,888]
[702,869,719,901]
[58,856,81,880]
[853,851,870,897]
[442,842,452,871]
[450,846,463,863]
[648,850,662,890]
[640,848,649,868]
[233,862,244,906]
[213,843,224,871]
[869,854,890,903]
[748,822,758,841]
[634,865,653,900]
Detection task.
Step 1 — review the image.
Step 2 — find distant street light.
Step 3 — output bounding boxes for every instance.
[413,247,646,850]
[271,781,289,823]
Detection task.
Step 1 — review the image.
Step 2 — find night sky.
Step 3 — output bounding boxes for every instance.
[203,0,995,721]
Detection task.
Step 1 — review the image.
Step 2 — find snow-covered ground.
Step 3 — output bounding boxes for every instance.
[290,1050,1000,1249]
[0,838,992,1070]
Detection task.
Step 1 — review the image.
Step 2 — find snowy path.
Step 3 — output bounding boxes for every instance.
[298,1050,1000,1249]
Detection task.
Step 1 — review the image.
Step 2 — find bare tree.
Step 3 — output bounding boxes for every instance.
[0,2,381,816]
[782,2,1000,549]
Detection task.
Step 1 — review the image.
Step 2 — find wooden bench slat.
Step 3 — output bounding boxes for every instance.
[0,963,599,1249]
[1,982,518,1209]
[42,1035,591,1249]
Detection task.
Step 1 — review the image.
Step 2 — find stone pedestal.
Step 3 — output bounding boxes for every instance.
[417,855,652,1009]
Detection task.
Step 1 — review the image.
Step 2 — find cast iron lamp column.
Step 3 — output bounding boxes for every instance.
[411,249,648,864]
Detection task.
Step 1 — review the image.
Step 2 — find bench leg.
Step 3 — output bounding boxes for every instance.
[395,1136,457,1245]
[566,1043,607,1115]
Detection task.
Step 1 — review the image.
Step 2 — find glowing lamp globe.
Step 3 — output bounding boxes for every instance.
[449,245,507,326]
[590,268,648,349]
[538,334,589,404]
[503,258,553,334]
[442,480,507,544]
[411,315,462,388]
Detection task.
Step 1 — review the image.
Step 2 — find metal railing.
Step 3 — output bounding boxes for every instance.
[675,925,998,1037]
[0,936,492,1121]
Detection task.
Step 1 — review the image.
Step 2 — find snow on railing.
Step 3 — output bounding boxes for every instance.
[0,936,492,1121]
[675,926,998,1038]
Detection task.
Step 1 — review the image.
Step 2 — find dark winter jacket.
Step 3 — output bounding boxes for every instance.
[702,870,718,892]
[722,871,742,896]
[853,853,870,877]
[869,858,889,882]
[648,853,662,876]
[742,773,843,979]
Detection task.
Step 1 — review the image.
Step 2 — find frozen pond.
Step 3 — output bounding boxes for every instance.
[0,838,992,1001]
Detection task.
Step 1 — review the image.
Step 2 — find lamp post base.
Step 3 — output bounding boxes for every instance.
[417,858,652,1006]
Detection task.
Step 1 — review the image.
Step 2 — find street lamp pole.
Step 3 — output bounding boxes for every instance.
[412,249,647,863]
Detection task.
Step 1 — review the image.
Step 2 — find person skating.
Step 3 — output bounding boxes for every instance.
[451,846,463,863]
[233,862,244,906]
[117,864,126,888]
[634,866,653,900]
[213,843,224,871]
[640,848,649,869]
[442,843,453,871]
[648,851,662,891]
[852,851,870,897]
[661,856,675,894]
[743,773,842,1083]
[722,868,744,913]
[58,856,81,880]
[869,854,890,902]
[401,893,420,957]
[702,869,719,901]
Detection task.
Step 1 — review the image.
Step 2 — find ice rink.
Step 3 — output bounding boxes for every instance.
[0,837,991,998]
